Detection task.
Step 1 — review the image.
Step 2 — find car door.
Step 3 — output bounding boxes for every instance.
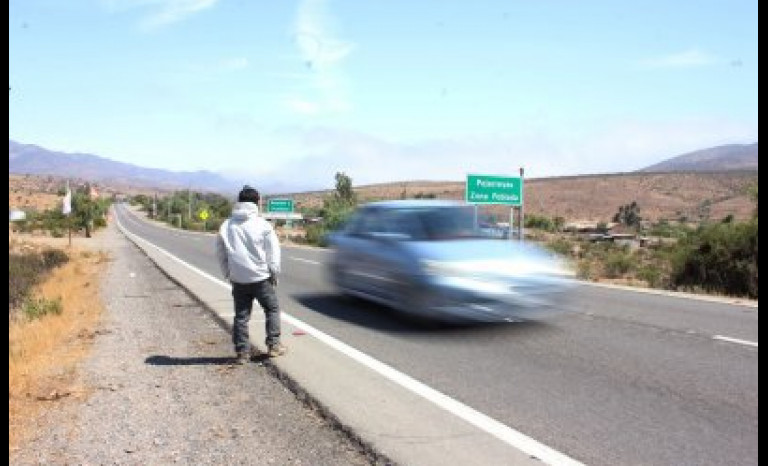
[337,207,384,296]
[359,208,429,306]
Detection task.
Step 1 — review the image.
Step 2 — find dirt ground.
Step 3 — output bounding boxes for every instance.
[8,220,382,465]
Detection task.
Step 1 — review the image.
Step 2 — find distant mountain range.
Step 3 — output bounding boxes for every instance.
[639,142,758,172]
[8,140,239,193]
[8,139,758,195]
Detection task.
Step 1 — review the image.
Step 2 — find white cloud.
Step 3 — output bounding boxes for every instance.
[294,2,354,69]
[286,98,320,115]
[103,0,218,29]
[250,119,757,192]
[639,49,719,68]
[220,57,249,72]
[286,0,354,115]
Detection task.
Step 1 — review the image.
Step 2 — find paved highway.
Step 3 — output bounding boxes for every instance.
[115,204,758,466]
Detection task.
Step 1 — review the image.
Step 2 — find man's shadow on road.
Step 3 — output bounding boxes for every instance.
[145,354,270,366]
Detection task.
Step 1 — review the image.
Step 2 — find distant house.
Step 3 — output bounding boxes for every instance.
[9,208,26,222]
[262,212,304,222]
[611,233,639,248]
[564,221,618,233]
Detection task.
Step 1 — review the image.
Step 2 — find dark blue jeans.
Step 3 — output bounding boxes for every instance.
[231,280,281,354]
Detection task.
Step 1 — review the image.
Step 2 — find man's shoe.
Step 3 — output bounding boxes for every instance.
[235,352,250,365]
[267,343,287,358]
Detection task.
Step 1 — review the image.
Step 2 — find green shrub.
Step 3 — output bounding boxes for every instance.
[14,219,33,233]
[42,249,69,268]
[670,219,758,298]
[22,296,63,320]
[637,265,663,288]
[304,223,329,247]
[206,218,224,231]
[547,237,573,256]
[577,261,596,280]
[9,249,69,309]
[187,221,205,231]
[646,220,691,239]
[525,214,555,232]
[603,251,634,278]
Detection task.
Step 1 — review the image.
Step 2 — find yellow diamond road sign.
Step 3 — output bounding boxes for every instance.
[198,209,209,221]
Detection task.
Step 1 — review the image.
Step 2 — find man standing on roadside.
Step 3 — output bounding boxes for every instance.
[216,185,286,364]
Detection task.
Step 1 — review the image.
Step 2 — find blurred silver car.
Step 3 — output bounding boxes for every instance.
[326,200,576,323]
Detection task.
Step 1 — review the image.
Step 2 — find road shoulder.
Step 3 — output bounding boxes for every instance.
[10,220,378,466]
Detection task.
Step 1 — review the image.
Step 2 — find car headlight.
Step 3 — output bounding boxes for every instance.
[420,259,512,294]
[421,258,575,280]
[421,259,450,277]
[421,259,474,279]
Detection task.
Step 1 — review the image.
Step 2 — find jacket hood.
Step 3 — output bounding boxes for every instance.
[231,202,260,220]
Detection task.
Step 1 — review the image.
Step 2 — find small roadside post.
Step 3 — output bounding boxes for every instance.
[198,209,209,231]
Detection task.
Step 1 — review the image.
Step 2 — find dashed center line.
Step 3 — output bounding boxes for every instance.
[289,257,321,265]
[712,335,758,348]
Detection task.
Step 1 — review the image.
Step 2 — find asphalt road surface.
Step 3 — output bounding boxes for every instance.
[115,203,758,466]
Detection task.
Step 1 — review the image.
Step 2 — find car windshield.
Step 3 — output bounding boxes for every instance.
[390,207,479,241]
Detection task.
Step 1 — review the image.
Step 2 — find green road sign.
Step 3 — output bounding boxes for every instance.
[267,199,294,213]
[198,209,209,221]
[465,174,523,206]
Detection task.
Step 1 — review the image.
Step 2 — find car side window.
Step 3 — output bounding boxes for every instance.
[388,210,426,239]
[361,210,386,234]
[349,209,383,235]
[344,212,364,234]
[349,208,425,239]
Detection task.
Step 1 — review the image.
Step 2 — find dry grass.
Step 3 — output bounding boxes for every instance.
[9,174,166,208]
[8,246,110,453]
[290,172,757,223]
[8,174,61,211]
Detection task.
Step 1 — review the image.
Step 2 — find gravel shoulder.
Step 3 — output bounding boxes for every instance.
[10,222,378,465]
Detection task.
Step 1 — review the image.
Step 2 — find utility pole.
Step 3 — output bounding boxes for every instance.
[519,167,525,242]
[187,188,192,224]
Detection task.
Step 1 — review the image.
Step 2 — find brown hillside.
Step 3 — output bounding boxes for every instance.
[8,174,62,211]
[290,172,757,223]
[8,174,166,212]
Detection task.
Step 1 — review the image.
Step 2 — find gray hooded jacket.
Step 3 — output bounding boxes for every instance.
[216,202,281,284]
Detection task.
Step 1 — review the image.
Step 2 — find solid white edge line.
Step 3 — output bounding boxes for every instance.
[712,335,759,348]
[289,244,757,309]
[579,281,758,308]
[114,206,584,466]
[120,204,215,238]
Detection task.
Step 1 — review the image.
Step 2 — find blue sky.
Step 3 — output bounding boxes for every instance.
[9,0,758,192]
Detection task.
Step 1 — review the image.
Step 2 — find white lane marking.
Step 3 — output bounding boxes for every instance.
[115,210,583,466]
[285,244,333,254]
[713,335,758,348]
[581,281,758,308]
[289,244,759,349]
[289,257,321,265]
[349,269,398,283]
[120,205,215,239]
[290,242,757,309]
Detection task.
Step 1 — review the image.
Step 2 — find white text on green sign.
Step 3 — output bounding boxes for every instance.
[268,199,294,213]
[465,174,523,206]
